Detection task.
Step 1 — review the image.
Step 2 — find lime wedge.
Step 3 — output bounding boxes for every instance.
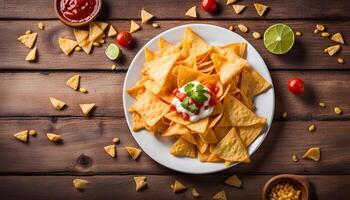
[263,23,295,54]
[105,43,122,61]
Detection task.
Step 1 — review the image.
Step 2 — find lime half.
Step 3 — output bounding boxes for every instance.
[263,23,295,54]
[105,43,122,61]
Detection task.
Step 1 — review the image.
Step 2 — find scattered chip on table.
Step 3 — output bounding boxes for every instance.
[291,154,298,162]
[334,106,342,115]
[316,24,325,31]
[152,22,160,28]
[29,130,37,136]
[104,144,116,157]
[130,20,141,33]
[225,175,242,188]
[321,32,330,37]
[282,112,288,119]
[254,3,268,16]
[73,28,89,44]
[295,31,302,36]
[308,124,316,132]
[237,24,248,33]
[88,22,104,42]
[228,25,233,31]
[302,147,321,161]
[58,38,77,55]
[134,176,147,191]
[66,74,80,90]
[37,22,44,30]
[212,190,227,200]
[318,102,326,108]
[185,6,197,18]
[226,0,237,5]
[232,4,246,14]
[25,47,37,61]
[324,45,340,56]
[337,57,344,64]
[79,87,87,93]
[18,32,37,49]
[171,180,186,193]
[95,21,109,32]
[46,133,61,142]
[252,32,261,39]
[112,137,120,144]
[141,9,154,23]
[49,97,66,110]
[108,25,117,37]
[73,179,89,190]
[79,103,96,116]
[14,130,29,142]
[192,188,200,198]
[126,146,142,160]
[331,33,344,44]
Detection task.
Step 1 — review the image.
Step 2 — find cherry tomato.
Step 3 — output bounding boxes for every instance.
[189,98,195,104]
[170,104,177,111]
[213,86,219,94]
[172,88,179,95]
[181,113,190,120]
[209,95,218,106]
[288,77,304,94]
[116,31,132,47]
[206,83,215,92]
[201,0,217,13]
[176,93,187,101]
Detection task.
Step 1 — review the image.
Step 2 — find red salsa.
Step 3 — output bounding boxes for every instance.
[59,0,98,23]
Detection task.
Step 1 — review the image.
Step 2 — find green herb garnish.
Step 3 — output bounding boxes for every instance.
[180,97,198,113]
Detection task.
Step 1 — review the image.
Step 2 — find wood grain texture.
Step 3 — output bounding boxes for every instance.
[1,0,350,20]
[0,175,349,200]
[0,71,349,119]
[1,118,349,174]
[1,20,349,70]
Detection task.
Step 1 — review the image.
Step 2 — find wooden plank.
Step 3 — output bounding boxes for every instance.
[0,118,349,174]
[0,71,349,119]
[0,175,348,200]
[1,0,350,20]
[0,20,349,70]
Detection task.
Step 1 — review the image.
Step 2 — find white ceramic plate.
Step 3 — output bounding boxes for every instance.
[123,24,275,174]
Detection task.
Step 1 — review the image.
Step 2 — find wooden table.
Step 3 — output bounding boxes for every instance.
[0,0,349,199]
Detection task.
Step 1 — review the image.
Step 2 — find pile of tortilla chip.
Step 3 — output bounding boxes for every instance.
[127,27,272,164]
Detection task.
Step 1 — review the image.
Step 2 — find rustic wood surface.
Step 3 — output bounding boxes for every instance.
[0,0,349,199]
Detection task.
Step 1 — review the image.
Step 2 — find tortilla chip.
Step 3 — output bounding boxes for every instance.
[192,188,200,198]
[162,123,191,136]
[158,38,180,56]
[25,47,37,61]
[180,27,212,59]
[171,180,187,193]
[126,146,142,160]
[198,149,210,162]
[302,147,321,161]
[182,133,197,145]
[211,127,250,162]
[127,83,146,100]
[170,137,197,158]
[46,133,61,142]
[213,191,227,200]
[58,38,77,55]
[108,25,117,37]
[227,0,237,5]
[225,175,242,188]
[95,21,108,31]
[177,65,205,87]
[132,112,144,131]
[134,91,169,127]
[66,74,80,90]
[80,38,94,54]
[217,95,266,127]
[104,144,116,157]
[134,176,147,191]
[88,22,104,41]
[213,126,231,141]
[147,53,179,86]
[144,48,157,61]
[49,97,66,110]
[325,45,341,56]
[331,33,344,44]
[185,6,197,18]
[165,112,209,134]
[248,68,272,96]
[238,120,265,147]
[143,79,162,94]
[199,128,218,144]
[212,53,246,84]
[79,103,95,116]
[232,5,246,14]
[73,29,89,43]
[14,130,29,142]
[130,20,141,33]
[254,3,268,16]
[18,32,37,48]
[141,9,154,23]
[194,133,209,153]
[73,179,89,190]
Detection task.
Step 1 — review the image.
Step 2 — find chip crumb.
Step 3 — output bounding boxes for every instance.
[252,32,261,39]
[92,42,100,47]
[295,31,302,36]
[25,30,32,35]
[75,46,81,51]
[213,190,227,200]
[334,106,342,115]
[79,87,88,93]
[152,22,160,28]
[37,22,44,30]
[237,24,248,33]
[46,133,61,142]
[337,57,344,64]
[192,188,200,198]
[134,176,147,191]
[228,25,233,31]
[73,179,89,190]
[302,147,321,161]
[111,64,116,70]
[282,112,288,119]
[29,130,37,136]
[318,102,326,108]
[308,124,316,132]
[112,137,120,144]
[314,29,319,34]
[291,154,299,162]
[321,32,330,37]
[316,24,325,31]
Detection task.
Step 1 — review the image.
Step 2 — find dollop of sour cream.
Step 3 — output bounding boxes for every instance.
[171,81,214,122]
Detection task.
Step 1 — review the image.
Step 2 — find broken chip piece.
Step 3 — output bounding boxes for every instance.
[212,190,227,200]
[238,24,248,33]
[324,45,340,56]
[134,176,147,191]
[104,144,116,157]
[88,22,104,42]
[171,180,187,193]
[18,32,37,49]
[108,25,117,37]
[226,0,237,5]
[37,22,44,30]
[126,146,142,160]
[112,137,120,144]
[46,133,61,142]
[185,6,197,18]
[141,9,154,23]
[254,3,268,16]
[14,130,29,142]
[73,29,89,44]
[302,147,321,161]
[331,33,344,44]
[66,74,80,90]
[79,103,95,116]
[192,188,200,198]
[29,130,37,136]
[49,97,66,110]
[95,21,109,32]
[232,4,246,14]
[130,20,141,33]
[225,175,242,188]
[316,24,325,31]
[73,179,89,190]
[252,32,261,39]
[25,47,37,61]
[58,38,77,55]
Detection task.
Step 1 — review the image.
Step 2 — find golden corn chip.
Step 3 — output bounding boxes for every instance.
[153,120,169,133]
[141,9,154,23]
[112,137,120,144]
[241,68,272,100]
[80,38,94,54]
[49,97,66,110]
[170,137,197,158]
[14,130,29,142]
[238,24,248,33]
[254,3,268,16]
[73,29,89,44]
[225,175,242,188]
[180,27,212,59]
[221,43,247,59]
[58,38,77,55]
[66,74,80,90]
[146,53,179,87]
[134,176,147,191]
[126,146,142,160]
[165,112,209,134]
[127,83,146,100]
[218,95,266,127]
[143,79,162,95]
[134,91,169,127]
[238,122,265,147]
[302,147,321,161]
[185,6,197,18]
[46,133,61,142]
[199,128,218,144]
[181,133,197,145]
[192,188,200,198]
[130,20,141,33]
[29,130,37,136]
[198,149,210,162]
[232,4,246,14]
[227,0,237,5]
[213,190,227,200]
[144,48,157,62]
[18,32,37,49]
[88,22,103,41]
[104,144,116,158]
[94,34,105,44]
[331,33,344,44]
[212,53,246,84]
[79,103,95,116]
[207,153,224,162]
[194,133,209,153]
[131,111,145,132]
[324,45,340,56]
[95,21,108,31]
[177,65,204,87]
[250,69,272,95]
[171,180,187,193]
[25,47,37,61]
[211,127,250,162]
[213,126,231,141]
[108,25,117,37]
[162,123,191,136]
[73,179,89,190]
[209,114,223,128]
[158,38,180,56]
